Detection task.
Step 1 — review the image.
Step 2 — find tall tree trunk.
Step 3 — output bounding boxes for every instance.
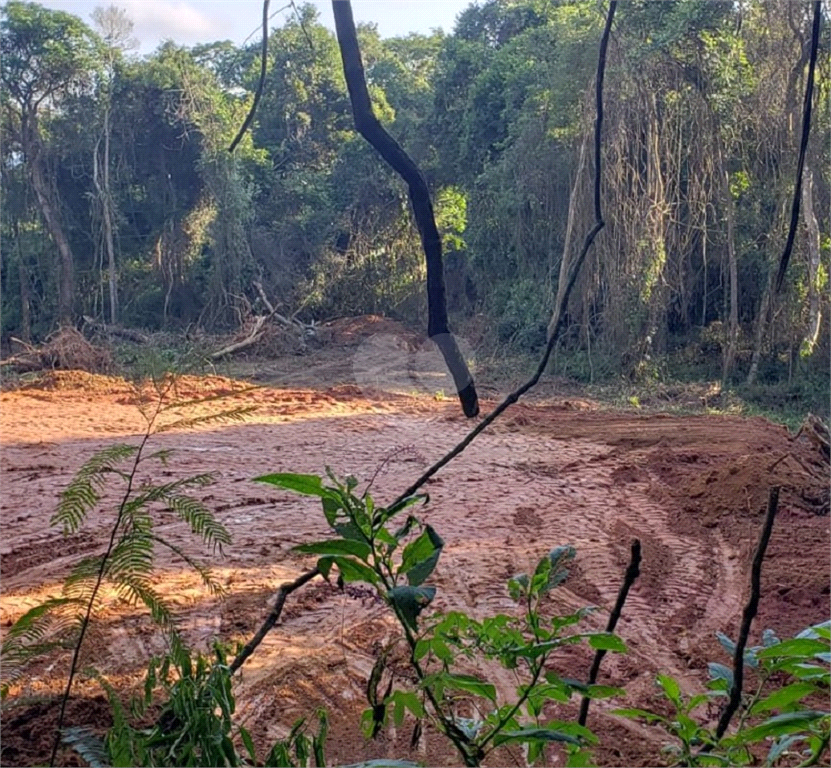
[23,116,75,322]
[722,169,739,383]
[13,220,31,343]
[746,278,772,386]
[637,100,669,372]
[29,157,74,322]
[93,105,118,324]
[548,128,590,340]
[801,164,821,356]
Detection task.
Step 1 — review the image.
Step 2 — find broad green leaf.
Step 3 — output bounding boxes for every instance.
[388,690,425,725]
[429,638,454,665]
[772,661,829,682]
[751,682,819,714]
[239,726,256,762]
[613,707,666,723]
[444,673,496,702]
[757,638,829,660]
[338,762,421,768]
[708,662,733,688]
[657,674,681,706]
[388,585,436,630]
[762,628,781,647]
[716,631,759,668]
[254,472,328,496]
[716,631,736,655]
[796,620,830,640]
[565,746,595,767]
[587,633,627,653]
[332,558,380,586]
[400,525,444,586]
[765,734,805,765]
[338,762,422,768]
[413,638,430,662]
[294,539,371,560]
[493,727,580,747]
[384,494,428,519]
[737,710,828,744]
[333,520,369,544]
[507,573,529,601]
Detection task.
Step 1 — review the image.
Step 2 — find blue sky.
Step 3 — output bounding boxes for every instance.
[39,0,474,52]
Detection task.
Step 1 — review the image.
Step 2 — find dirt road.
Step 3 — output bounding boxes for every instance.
[1,362,827,766]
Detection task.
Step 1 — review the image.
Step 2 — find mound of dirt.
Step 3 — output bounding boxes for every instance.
[323,315,423,347]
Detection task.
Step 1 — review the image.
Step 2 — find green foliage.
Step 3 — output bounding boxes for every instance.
[616,621,831,766]
[1,1,103,106]
[258,469,627,766]
[59,642,329,767]
[1,381,234,702]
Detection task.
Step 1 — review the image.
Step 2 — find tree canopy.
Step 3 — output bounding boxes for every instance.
[1,0,827,401]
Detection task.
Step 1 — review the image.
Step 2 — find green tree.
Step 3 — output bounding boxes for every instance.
[1,1,102,321]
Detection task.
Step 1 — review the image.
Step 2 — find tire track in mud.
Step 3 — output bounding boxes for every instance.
[414,430,736,693]
[0,397,783,765]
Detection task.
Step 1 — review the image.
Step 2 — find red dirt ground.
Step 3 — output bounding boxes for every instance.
[1,328,828,766]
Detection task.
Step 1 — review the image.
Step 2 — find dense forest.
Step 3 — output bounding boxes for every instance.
[1,0,828,400]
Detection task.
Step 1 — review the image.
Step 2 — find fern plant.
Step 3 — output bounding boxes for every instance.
[0,375,252,765]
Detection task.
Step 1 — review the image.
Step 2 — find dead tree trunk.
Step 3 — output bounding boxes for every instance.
[801,164,822,356]
[722,168,739,384]
[332,0,478,418]
[27,133,75,322]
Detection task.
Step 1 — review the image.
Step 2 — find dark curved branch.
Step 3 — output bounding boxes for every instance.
[775,2,821,291]
[332,0,478,418]
[229,0,271,153]
[229,567,320,673]
[715,487,780,740]
[578,538,641,727]
[392,1,617,504]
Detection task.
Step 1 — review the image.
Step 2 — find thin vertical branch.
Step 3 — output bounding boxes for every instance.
[775,2,821,291]
[49,395,169,767]
[714,487,781,742]
[392,0,617,504]
[578,539,641,727]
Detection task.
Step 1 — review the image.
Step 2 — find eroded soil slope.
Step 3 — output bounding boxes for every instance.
[1,369,828,766]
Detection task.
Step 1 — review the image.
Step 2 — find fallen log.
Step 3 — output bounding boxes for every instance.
[210,315,270,359]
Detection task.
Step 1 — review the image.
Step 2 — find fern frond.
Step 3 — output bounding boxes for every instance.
[114,578,174,631]
[107,532,155,583]
[167,495,232,553]
[63,556,105,603]
[128,474,214,511]
[150,534,227,597]
[155,405,258,433]
[145,449,173,465]
[2,597,79,645]
[52,445,138,534]
[2,598,84,697]
[61,727,110,768]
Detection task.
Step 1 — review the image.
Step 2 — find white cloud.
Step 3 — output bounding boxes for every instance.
[117,0,229,44]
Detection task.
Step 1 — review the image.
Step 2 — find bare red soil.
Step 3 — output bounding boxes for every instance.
[1,335,828,766]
